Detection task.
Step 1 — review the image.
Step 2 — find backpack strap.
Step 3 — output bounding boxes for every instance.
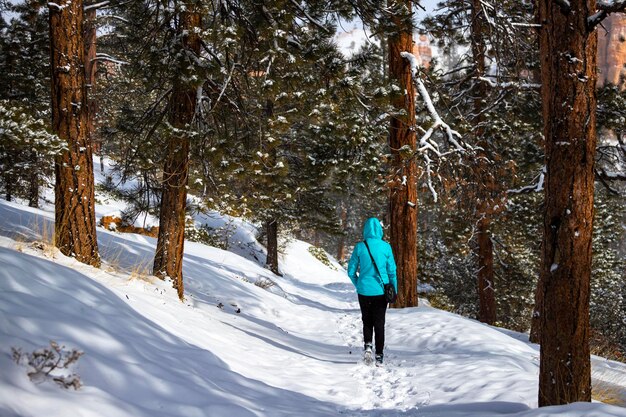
[363,240,385,292]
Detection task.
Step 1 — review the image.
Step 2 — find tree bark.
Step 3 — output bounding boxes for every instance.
[153,8,201,300]
[388,0,418,308]
[471,0,496,325]
[537,0,596,406]
[50,0,100,267]
[266,219,280,275]
[84,4,98,154]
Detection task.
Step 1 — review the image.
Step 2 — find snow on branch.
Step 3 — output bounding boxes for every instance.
[48,1,70,11]
[508,166,545,194]
[478,76,541,90]
[401,51,466,202]
[93,53,128,65]
[289,0,330,33]
[589,1,626,31]
[84,1,110,11]
[596,167,626,181]
[401,52,464,151]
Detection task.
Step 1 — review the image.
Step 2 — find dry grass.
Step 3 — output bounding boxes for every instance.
[592,377,626,406]
[11,216,59,259]
[592,361,626,406]
[127,261,154,284]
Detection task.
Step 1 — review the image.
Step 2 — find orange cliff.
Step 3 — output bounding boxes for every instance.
[597,14,626,90]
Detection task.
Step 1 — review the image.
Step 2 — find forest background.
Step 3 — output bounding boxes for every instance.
[0,0,625,405]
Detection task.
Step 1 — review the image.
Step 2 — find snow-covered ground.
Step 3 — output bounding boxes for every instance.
[0,160,625,416]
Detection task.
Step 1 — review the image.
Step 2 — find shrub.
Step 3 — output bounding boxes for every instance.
[308,246,337,270]
[12,341,83,390]
[185,217,235,250]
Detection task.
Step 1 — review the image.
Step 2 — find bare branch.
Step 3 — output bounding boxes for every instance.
[508,166,546,194]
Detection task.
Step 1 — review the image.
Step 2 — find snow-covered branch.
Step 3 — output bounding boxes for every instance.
[478,76,540,90]
[508,166,545,194]
[84,1,110,11]
[588,1,626,31]
[48,1,69,11]
[596,168,626,181]
[510,22,542,28]
[289,0,330,33]
[401,51,466,202]
[93,53,128,65]
[401,51,464,152]
[96,15,130,24]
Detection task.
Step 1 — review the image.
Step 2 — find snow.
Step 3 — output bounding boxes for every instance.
[0,159,625,416]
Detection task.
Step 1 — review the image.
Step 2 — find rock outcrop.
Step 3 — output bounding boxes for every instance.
[597,14,626,90]
[413,34,433,69]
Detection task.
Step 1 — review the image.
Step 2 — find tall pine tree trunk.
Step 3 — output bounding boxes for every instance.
[50,0,100,267]
[471,0,496,325]
[84,4,98,154]
[537,0,596,406]
[153,8,201,300]
[388,0,418,308]
[266,219,280,275]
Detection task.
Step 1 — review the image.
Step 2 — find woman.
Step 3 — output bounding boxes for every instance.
[347,217,397,366]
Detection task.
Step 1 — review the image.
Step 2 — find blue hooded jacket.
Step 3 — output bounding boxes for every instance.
[347,218,398,296]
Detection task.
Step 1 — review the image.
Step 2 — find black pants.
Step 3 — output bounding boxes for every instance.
[358,294,388,355]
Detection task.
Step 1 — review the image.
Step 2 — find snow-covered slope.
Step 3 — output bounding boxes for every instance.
[0,170,625,416]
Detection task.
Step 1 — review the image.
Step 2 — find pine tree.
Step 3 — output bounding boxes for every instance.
[49,0,100,266]
[152,2,202,300]
[0,0,53,207]
[536,0,625,406]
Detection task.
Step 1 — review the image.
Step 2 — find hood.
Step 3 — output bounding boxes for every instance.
[363,217,384,240]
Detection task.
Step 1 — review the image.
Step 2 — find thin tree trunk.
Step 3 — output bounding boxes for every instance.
[266,219,280,275]
[537,0,596,406]
[28,152,39,208]
[471,0,496,325]
[4,171,13,202]
[476,217,496,323]
[50,0,100,267]
[153,8,201,300]
[529,278,543,343]
[388,0,418,308]
[337,201,347,262]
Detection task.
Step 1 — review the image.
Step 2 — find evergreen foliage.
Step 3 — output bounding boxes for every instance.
[0,0,54,206]
[0,0,623,360]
